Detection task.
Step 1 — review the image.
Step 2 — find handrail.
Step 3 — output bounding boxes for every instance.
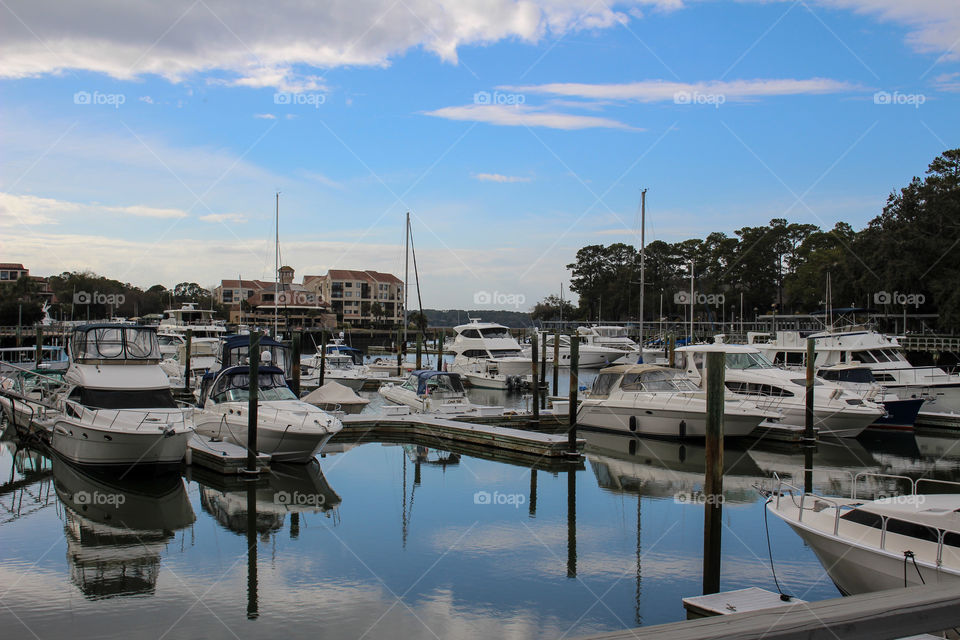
[853,472,915,499]
[916,478,960,494]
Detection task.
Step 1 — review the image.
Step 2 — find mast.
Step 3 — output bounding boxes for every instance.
[403,212,410,343]
[274,192,279,338]
[689,260,694,345]
[639,188,647,363]
[560,283,564,323]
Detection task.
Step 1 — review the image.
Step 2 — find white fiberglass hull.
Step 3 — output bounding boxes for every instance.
[763,403,878,438]
[379,385,475,414]
[50,419,191,467]
[303,374,365,391]
[194,407,340,463]
[576,401,767,438]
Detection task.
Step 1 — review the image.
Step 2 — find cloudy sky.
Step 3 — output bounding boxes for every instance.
[1,0,957,309]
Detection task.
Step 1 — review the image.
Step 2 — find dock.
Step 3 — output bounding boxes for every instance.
[185,435,270,474]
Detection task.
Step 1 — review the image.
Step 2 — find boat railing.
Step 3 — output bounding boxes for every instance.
[63,399,192,431]
[916,478,960,494]
[772,473,853,536]
[853,472,916,499]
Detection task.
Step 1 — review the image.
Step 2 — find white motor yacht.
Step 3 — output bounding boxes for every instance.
[576,363,779,438]
[300,352,374,392]
[449,319,532,388]
[676,344,884,438]
[817,363,924,431]
[522,331,624,369]
[577,326,643,364]
[46,324,194,468]
[749,326,960,415]
[160,337,220,390]
[195,334,341,463]
[379,370,501,416]
[0,345,70,374]
[158,303,227,341]
[765,474,960,594]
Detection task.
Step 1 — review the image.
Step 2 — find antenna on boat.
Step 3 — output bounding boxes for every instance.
[274,192,280,339]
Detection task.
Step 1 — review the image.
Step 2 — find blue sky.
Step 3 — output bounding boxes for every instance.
[1,0,957,309]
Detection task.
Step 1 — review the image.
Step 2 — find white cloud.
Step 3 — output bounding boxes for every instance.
[0,192,187,227]
[138,95,154,104]
[473,173,532,183]
[199,212,246,223]
[253,113,277,119]
[934,71,960,92]
[501,78,859,103]
[424,104,638,130]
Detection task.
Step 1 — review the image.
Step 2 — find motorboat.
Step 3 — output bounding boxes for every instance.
[522,331,624,369]
[157,303,227,341]
[379,370,502,416]
[577,326,644,364]
[748,326,960,415]
[195,334,342,463]
[301,381,370,414]
[300,352,370,391]
[0,345,70,374]
[765,474,960,594]
[159,337,220,390]
[676,344,884,438]
[576,363,779,438]
[449,319,532,387]
[817,363,923,431]
[26,324,194,468]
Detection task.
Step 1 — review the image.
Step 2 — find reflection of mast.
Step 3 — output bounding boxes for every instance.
[634,495,642,626]
[401,454,419,548]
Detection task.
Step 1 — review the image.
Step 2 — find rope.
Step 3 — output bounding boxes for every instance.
[764,496,795,601]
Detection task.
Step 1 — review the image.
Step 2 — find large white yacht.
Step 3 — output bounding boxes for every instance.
[159,337,220,390]
[379,369,500,416]
[43,325,193,468]
[449,319,532,388]
[748,327,960,415]
[522,331,626,369]
[576,363,779,438]
[577,326,643,363]
[676,344,884,438]
[158,303,227,340]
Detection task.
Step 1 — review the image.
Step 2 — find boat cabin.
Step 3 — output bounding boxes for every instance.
[70,324,162,364]
[204,365,297,404]
[0,345,69,372]
[589,364,699,399]
[218,334,293,380]
[400,370,466,397]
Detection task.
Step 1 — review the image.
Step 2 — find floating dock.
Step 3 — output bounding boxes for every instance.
[185,435,270,474]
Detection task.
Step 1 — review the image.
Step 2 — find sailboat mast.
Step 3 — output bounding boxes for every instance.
[403,212,410,343]
[639,188,646,361]
[689,260,694,344]
[274,192,279,338]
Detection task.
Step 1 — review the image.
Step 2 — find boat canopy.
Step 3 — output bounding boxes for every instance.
[409,370,465,395]
[70,324,162,363]
[591,364,698,397]
[220,334,292,379]
[208,365,296,402]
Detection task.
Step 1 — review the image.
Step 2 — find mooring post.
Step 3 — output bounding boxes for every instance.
[568,334,579,451]
[292,331,301,397]
[438,330,445,369]
[540,332,547,410]
[703,350,725,595]
[246,331,260,474]
[668,333,676,368]
[531,332,540,423]
[319,330,327,387]
[246,481,259,619]
[552,330,560,395]
[529,469,538,517]
[183,329,193,393]
[416,332,422,370]
[396,326,403,373]
[35,326,42,369]
[805,338,816,442]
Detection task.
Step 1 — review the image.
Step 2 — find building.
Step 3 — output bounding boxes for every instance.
[305,270,404,326]
[0,263,28,282]
[0,263,54,300]
[214,267,334,330]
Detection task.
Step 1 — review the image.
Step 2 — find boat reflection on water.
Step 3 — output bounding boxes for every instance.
[748,438,884,497]
[583,430,765,503]
[198,459,341,537]
[52,456,195,599]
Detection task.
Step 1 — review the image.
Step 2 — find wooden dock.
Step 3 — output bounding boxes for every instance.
[185,435,270,474]
[339,414,583,460]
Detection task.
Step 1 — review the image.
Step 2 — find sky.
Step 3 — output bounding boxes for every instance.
[1,0,958,311]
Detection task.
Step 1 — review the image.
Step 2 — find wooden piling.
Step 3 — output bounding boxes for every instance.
[396,326,403,372]
[35,326,42,369]
[668,333,676,368]
[804,338,815,442]
[540,332,547,410]
[416,332,422,369]
[703,350,725,595]
[531,333,540,423]
[553,330,560,395]
[183,329,193,393]
[438,330,445,369]
[568,334,579,452]
[292,331,301,397]
[246,331,260,474]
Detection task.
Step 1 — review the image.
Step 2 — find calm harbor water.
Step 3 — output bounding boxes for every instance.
[3,373,960,639]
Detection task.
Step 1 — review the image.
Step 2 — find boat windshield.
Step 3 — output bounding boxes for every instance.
[74,387,178,409]
[621,370,699,392]
[725,351,775,370]
[479,327,510,339]
[590,373,621,397]
[423,375,465,395]
[596,327,627,338]
[72,326,161,361]
[211,371,296,403]
[488,349,524,358]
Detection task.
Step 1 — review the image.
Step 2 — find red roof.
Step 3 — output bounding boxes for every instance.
[0,263,25,270]
[327,269,402,284]
[219,279,270,290]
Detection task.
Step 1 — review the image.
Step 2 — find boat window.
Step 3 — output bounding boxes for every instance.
[424,375,465,394]
[886,518,941,544]
[786,352,805,366]
[211,371,294,403]
[724,381,794,397]
[72,327,162,361]
[790,378,823,386]
[871,350,891,363]
[885,349,905,362]
[479,327,510,339]
[488,349,523,358]
[461,329,482,339]
[401,375,418,391]
[773,352,786,365]
[852,350,876,363]
[874,373,896,382]
[840,508,883,528]
[462,349,487,358]
[591,373,621,397]
[831,369,877,383]
[621,370,690,392]
[79,387,178,409]
[725,352,775,370]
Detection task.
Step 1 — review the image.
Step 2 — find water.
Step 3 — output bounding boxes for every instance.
[3,395,960,638]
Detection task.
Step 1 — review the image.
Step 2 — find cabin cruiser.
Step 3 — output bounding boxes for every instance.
[576,364,779,438]
[765,474,960,594]
[748,327,960,415]
[523,331,625,369]
[159,337,220,390]
[158,303,227,341]
[449,319,532,389]
[0,345,70,373]
[577,326,643,364]
[300,351,378,392]
[817,363,923,431]
[676,344,884,438]
[195,334,341,462]
[43,325,193,468]
[380,370,501,416]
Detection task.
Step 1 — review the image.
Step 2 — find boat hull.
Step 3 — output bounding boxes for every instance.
[867,398,924,431]
[50,420,191,467]
[576,402,765,438]
[193,414,334,463]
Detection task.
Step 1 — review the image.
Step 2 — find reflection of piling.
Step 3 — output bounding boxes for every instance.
[290,512,300,539]
[568,335,579,452]
[246,482,259,619]
[292,331,301,397]
[246,331,260,474]
[702,351,724,595]
[553,331,560,395]
[531,333,540,423]
[183,329,193,393]
[804,444,815,494]
[566,468,577,578]
[529,470,537,517]
[804,338,816,442]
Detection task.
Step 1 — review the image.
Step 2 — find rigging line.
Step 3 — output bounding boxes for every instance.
[764,496,795,601]
[409,216,425,341]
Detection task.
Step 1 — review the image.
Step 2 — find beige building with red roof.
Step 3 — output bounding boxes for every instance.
[304,269,404,326]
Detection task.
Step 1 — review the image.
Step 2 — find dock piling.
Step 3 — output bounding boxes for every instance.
[246,330,260,474]
[568,334,579,452]
[319,330,326,387]
[292,331,301,397]
[552,330,560,395]
[531,333,540,423]
[540,332,547,409]
[183,329,193,394]
[35,326,42,369]
[438,330,444,369]
[416,332,422,370]
[804,338,815,442]
[703,351,725,595]
[668,333,676,368]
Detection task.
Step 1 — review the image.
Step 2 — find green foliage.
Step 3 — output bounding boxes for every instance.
[531,294,578,322]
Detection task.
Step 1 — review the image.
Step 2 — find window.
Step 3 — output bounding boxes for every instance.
[725,381,794,397]
[479,327,510,339]
[78,387,178,409]
[345,282,353,287]
[591,373,621,397]
[0,271,8,280]
[461,329,482,339]
[852,350,876,363]
[488,349,523,358]
[462,349,487,358]
[872,350,891,363]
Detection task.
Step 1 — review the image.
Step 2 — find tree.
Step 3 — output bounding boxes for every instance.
[370,301,385,324]
[531,294,577,322]
[407,311,429,333]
